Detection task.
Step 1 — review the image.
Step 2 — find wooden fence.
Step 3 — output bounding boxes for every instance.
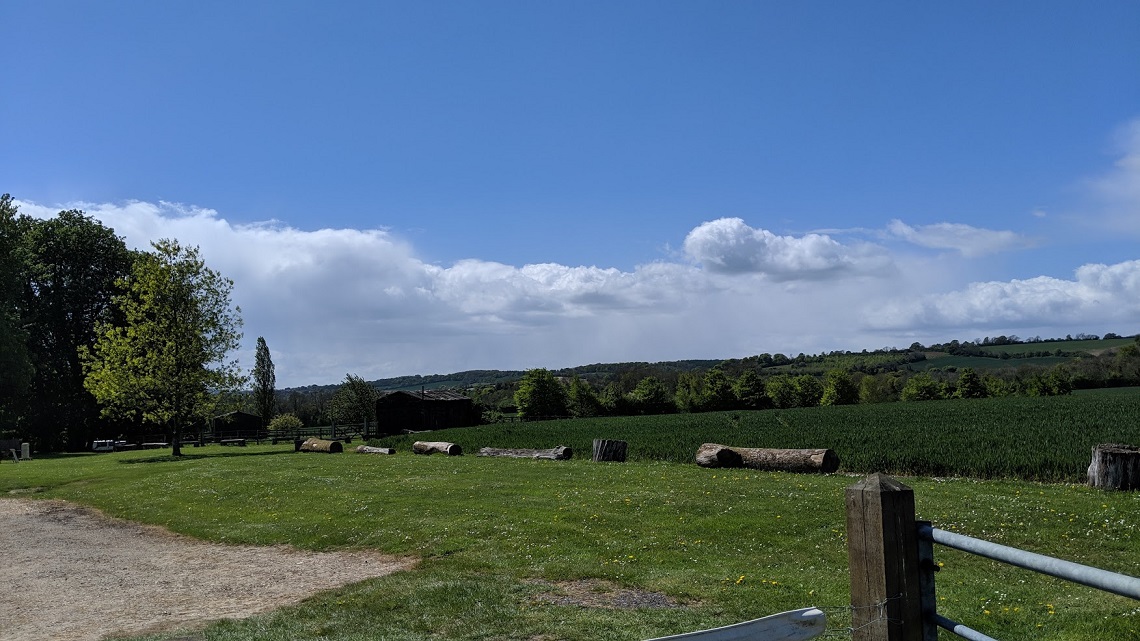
[845,473,1140,641]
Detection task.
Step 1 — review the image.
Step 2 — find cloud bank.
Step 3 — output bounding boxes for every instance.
[13,198,1138,387]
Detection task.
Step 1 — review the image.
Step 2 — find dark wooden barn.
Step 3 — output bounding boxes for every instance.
[211,410,267,440]
[374,390,480,436]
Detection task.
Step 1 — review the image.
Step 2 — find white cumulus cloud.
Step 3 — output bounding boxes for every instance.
[870,259,1140,330]
[682,217,892,279]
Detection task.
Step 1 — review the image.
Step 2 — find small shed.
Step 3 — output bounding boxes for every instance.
[375,390,479,436]
[211,410,266,440]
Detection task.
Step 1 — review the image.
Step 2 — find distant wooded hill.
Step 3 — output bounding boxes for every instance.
[285,334,1136,393]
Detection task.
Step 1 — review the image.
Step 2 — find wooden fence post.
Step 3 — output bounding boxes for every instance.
[846,474,924,641]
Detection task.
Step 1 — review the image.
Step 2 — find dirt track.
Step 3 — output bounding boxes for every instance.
[0,499,415,641]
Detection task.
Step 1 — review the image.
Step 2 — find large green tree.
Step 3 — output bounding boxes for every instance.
[514,368,569,419]
[820,369,859,406]
[82,239,244,456]
[566,375,603,418]
[251,336,276,427]
[18,208,135,449]
[330,373,377,426]
[0,195,33,430]
[630,376,675,415]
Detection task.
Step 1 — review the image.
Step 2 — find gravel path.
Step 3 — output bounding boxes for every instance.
[0,499,415,641]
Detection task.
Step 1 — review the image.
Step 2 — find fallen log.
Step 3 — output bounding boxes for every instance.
[413,441,462,456]
[695,443,838,473]
[356,445,396,455]
[1088,443,1140,491]
[592,439,628,462]
[299,438,344,454]
[694,443,743,468]
[478,446,572,460]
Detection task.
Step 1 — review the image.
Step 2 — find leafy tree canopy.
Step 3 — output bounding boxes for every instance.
[330,373,378,424]
[515,368,569,419]
[81,239,244,455]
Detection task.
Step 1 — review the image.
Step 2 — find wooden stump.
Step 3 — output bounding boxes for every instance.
[1088,443,1140,490]
[299,438,344,453]
[356,445,396,455]
[478,446,572,460]
[695,443,839,473]
[413,441,462,456]
[592,439,627,462]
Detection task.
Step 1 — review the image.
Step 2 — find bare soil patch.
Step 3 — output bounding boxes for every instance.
[528,578,681,610]
[0,499,416,641]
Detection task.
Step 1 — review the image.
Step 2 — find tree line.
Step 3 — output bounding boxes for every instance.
[502,339,1140,421]
[0,195,250,453]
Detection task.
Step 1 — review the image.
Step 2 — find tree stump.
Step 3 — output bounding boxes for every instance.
[478,446,572,460]
[695,443,839,473]
[1087,443,1140,491]
[413,441,462,456]
[592,439,627,462]
[355,445,396,455]
[299,438,343,453]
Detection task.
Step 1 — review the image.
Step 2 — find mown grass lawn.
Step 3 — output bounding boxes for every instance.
[2,445,1137,641]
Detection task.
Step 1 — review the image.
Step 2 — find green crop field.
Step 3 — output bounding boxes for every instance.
[915,353,1072,370]
[380,389,1140,482]
[979,337,1135,357]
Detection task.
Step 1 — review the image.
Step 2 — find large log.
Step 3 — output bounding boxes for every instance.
[356,445,396,455]
[592,439,627,462]
[1088,443,1140,491]
[299,438,344,453]
[413,441,462,456]
[695,443,839,473]
[694,443,743,468]
[478,446,572,460]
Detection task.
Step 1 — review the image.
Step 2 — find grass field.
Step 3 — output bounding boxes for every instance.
[978,337,1135,357]
[2,430,1138,641]
[381,389,1140,482]
[915,353,1073,370]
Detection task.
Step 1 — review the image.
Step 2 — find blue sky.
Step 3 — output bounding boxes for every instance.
[4,2,1139,387]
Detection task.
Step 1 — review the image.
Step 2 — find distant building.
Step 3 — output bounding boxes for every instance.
[211,410,266,439]
[374,390,480,436]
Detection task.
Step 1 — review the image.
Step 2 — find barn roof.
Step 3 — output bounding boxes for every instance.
[378,389,470,402]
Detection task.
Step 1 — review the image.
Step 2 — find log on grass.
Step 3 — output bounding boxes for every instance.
[695,443,838,473]
[478,446,572,460]
[413,441,462,456]
[299,438,343,453]
[694,443,744,468]
[1087,443,1140,491]
[356,445,396,455]
[592,439,627,462]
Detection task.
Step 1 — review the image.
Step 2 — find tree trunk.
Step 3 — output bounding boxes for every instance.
[592,439,627,462]
[299,438,344,453]
[413,441,462,456]
[694,443,744,468]
[355,445,396,455]
[478,446,572,460]
[1087,443,1140,490]
[695,443,839,473]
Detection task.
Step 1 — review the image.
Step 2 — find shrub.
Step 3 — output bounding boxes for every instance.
[267,413,304,431]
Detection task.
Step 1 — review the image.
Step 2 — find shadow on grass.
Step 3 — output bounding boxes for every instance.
[21,451,112,461]
[119,449,294,464]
